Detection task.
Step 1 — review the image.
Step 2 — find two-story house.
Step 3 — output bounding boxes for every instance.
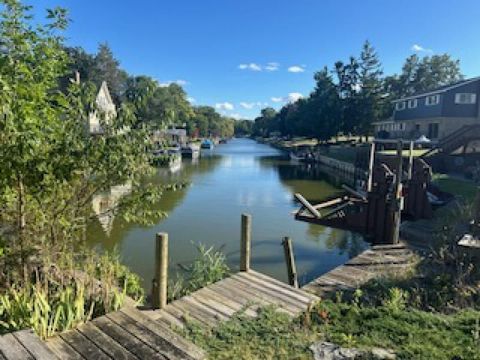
[374,77,480,142]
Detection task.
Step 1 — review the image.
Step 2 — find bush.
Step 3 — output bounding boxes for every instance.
[168,244,230,301]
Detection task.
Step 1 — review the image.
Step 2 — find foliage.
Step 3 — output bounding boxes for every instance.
[180,298,480,360]
[252,41,463,140]
[181,306,317,360]
[168,244,230,301]
[234,119,254,136]
[0,249,142,339]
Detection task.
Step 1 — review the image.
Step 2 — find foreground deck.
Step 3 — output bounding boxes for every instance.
[0,270,319,359]
[302,243,416,297]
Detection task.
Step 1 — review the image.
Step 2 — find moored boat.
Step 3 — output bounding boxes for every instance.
[200,139,214,149]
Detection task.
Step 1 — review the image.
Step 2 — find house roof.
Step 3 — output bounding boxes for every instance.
[392,76,480,103]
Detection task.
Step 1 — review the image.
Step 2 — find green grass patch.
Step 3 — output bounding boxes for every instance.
[377,149,429,157]
[180,302,480,360]
[432,173,478,199]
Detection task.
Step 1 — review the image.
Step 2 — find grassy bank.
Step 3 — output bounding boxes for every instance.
[181,300,480,360]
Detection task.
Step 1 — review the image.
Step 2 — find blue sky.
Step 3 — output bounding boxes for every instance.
[32,0,480,119]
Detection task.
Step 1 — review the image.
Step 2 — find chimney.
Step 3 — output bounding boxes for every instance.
[75,70,80,84]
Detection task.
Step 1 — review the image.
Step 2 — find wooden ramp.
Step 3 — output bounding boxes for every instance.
[303,243,416,297]
[142,270,320,330]
[0,306,205,360]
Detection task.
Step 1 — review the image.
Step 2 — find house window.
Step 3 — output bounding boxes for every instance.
[425,94,440,106]
[395,101,406,111]
[428,123,439,139]
[408,99,418,109]
[455,93,477,104]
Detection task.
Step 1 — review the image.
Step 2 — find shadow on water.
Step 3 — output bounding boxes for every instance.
[86,138,368,290]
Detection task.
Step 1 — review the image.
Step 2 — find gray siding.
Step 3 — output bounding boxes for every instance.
[393,79,480,121]
[442,81,479,118]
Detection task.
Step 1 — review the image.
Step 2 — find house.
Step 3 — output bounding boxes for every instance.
[374,77,480,142]
[152,127,188,146]
[88,81,117,134]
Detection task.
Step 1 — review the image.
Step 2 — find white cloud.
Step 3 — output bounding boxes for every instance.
[240,102,255,109]
[288,65,305,73]
[411,44,433,53]
[287,92,303,102]
[238,63,262,71]
[270,93,303,103]
[229,113,242,120]
[215,102,235,111]
[187,97,196,103]
[265,62,280,71]
[239,101,266,109]
[159,79,188,87]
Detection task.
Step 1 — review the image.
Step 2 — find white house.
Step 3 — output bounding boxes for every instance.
[88,81,117,134]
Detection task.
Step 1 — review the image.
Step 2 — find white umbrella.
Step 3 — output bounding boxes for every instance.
[415,135,431,144]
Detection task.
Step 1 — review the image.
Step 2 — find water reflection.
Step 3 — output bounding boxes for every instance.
[87,138,368,289]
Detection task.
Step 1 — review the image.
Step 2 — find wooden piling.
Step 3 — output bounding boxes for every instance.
[407,141,414,180]
[282,237,298,288]
[240,214,251,272]
[153,232,168,309]
[367,142,376,192]
[391,141,403,244]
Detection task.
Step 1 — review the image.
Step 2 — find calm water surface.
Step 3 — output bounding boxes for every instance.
[87,138,367,290]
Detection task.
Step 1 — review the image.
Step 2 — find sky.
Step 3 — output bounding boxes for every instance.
[31,0,480,120]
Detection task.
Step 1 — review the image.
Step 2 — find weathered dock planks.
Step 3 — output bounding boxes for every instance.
[143,270,320,331]
[302,243,417,297]
[0,306,206,360]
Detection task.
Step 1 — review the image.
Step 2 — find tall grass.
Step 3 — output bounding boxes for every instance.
[0,249,143,339]
[168,243,230,301]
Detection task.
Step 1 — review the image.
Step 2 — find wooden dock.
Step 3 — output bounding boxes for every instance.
[143,270,319,329]
[0,270,319,359]
[302,243,416,297]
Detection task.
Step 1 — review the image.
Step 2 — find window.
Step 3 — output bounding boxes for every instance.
[425,94,440,106]
[455,93,477,104]
[408,99,418,109]
[395,101,406,111]
[428,123,439,139]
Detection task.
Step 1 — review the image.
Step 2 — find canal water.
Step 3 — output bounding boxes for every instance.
[87,138,367,290]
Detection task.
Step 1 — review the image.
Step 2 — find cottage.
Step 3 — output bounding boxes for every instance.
[374,77,480,142]
[88,81,117,134]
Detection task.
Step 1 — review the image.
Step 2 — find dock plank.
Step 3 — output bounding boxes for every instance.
[12,330,56,360]
[0,333,34,360]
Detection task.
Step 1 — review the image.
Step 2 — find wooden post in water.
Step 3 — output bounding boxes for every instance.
[367,142,376,192]
[152,232,168,309]
[240,214,251,272]
[282,237,298,288]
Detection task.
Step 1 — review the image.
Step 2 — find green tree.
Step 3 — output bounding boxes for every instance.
[357,40,383,140]
[92,42,128,103]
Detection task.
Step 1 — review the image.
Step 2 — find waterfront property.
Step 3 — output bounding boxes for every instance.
[374,76,480,142]
[88,81,117,135]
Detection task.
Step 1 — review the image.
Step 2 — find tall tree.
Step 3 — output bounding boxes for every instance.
[357,40,383,139]
[92,43,128,103]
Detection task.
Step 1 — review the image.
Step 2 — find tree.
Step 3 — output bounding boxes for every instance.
[0,1,163,284]
[357,40,383,140]
[92,43,128,103]
[310,67,341,141]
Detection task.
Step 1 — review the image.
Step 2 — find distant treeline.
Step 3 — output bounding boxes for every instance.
[62,44,235,138]
[250,41,463,141]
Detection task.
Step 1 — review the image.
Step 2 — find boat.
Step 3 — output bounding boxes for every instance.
[200,139,214,150]
[181,144,200,158]
[289,147,316,163]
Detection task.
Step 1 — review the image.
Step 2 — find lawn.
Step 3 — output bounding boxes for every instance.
[432,173,478,199]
